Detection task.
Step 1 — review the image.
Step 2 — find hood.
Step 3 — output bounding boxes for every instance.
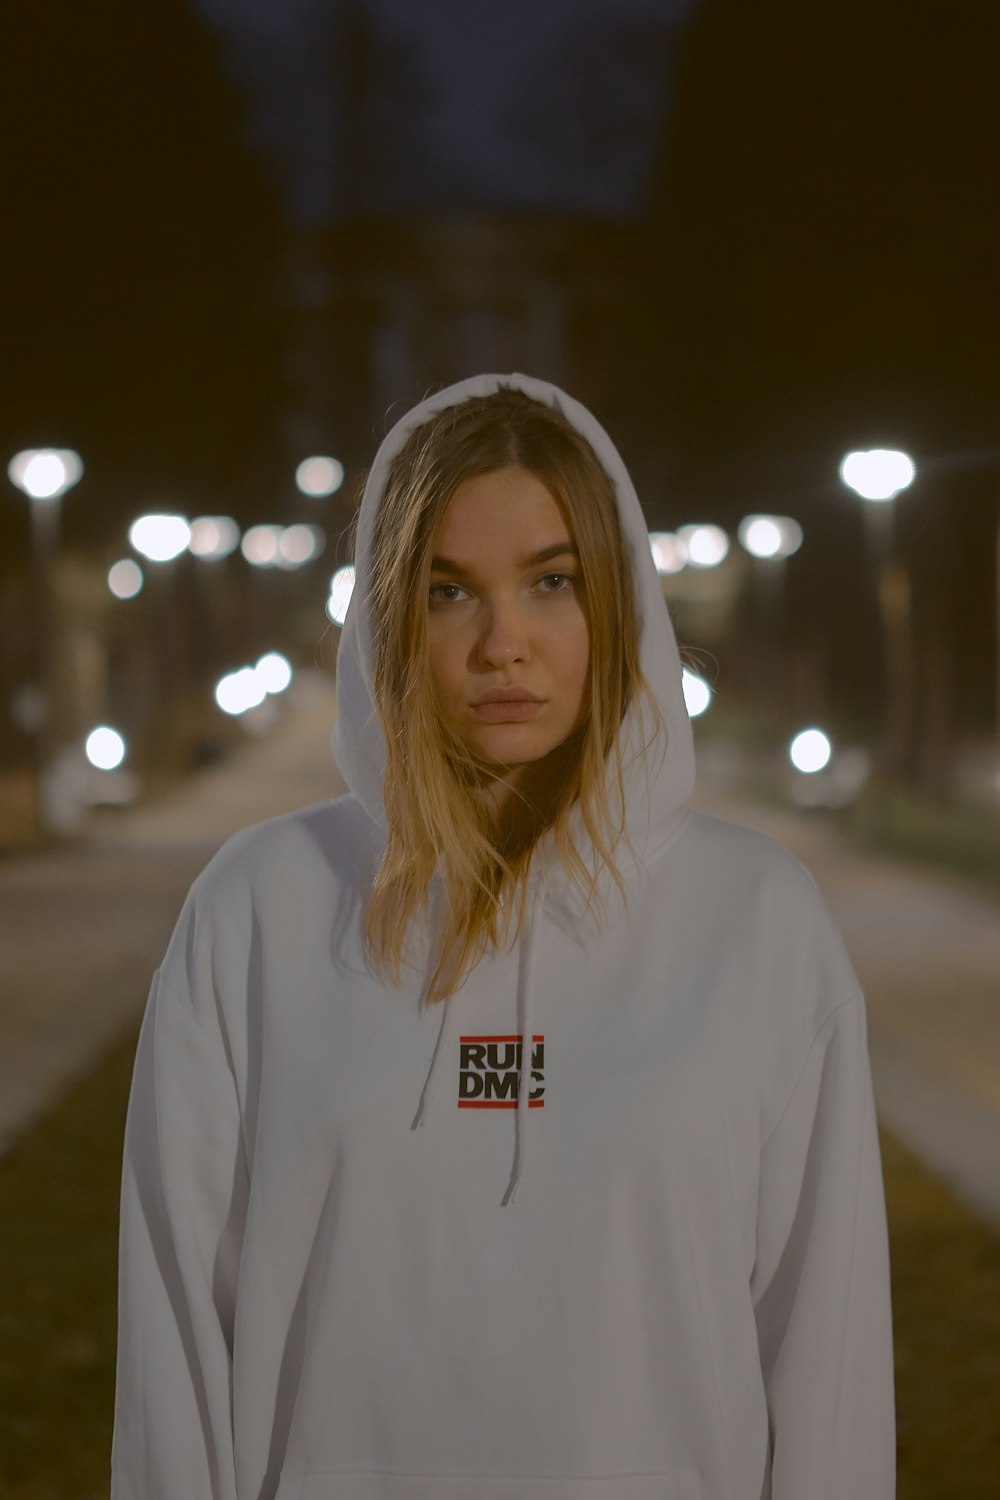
[331,372,696,1207]
[333,371,695,863]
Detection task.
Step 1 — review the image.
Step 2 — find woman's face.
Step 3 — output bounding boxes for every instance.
[426,466,591,781]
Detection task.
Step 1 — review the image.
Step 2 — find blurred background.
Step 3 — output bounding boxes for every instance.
[2,1,999,1496]
[3,0,1000,837]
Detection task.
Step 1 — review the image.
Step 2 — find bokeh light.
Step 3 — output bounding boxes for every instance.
[8,448,83,499]
[241,524,283,567]
[108,558,144,599]
[85,726,126,770]
[255,652,293,694]
[278,523,324,567]
[839,449,916,502]
[738,514,804,562]
[682,668,712,717]
[130,513,191,562]
[326,565,356,625]
[649,531,688,575]
[678,524,729,569]
[215,667,268,715]
[789,727,833,773]
[296,456,344,497]
[189,515,241,559]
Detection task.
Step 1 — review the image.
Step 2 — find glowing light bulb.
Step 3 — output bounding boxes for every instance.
[8,448,83,499]
[326,565,356,626]
[678,524,729,569]
[296,456,344,497]
[255,652,293,694]
[130,514,191,562]
[649,531,688,575]
[215,668,268,715]
[189,515,240,559]
[85,726,126,770]
[682,668,712,718]
[789,728,832,773]
[840,449,915,502]
[108,559,144,599]
[241,524,282,567]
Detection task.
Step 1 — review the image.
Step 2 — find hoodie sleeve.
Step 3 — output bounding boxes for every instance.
[750,990,895,1499]
[111,962,249,1500]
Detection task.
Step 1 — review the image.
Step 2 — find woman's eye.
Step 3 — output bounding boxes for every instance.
[429,582,467,605]
[536,572,575,594]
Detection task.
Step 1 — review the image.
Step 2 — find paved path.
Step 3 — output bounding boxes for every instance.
[0,671,347,1154]
[691,754,1000,1229]
[2,677,998,1228]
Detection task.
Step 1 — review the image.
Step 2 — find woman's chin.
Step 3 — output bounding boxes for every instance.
[468,725,562,771]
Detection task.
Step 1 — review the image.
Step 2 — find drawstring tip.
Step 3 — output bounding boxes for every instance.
[410,1104,427,1131]
[501,1175,522,1207]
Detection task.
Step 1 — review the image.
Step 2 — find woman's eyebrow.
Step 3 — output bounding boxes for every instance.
[430,542,578,574]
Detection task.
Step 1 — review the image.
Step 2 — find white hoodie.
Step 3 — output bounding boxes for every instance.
[112,374,895,1500]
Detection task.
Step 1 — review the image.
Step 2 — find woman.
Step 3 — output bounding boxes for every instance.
[113,373,895,1499]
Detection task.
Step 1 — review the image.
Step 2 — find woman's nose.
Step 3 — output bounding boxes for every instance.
[477,600,528,666]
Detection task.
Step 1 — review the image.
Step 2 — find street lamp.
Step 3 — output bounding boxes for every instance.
[7,447,84,833]
[648,531,688,576]
[128,513,194,772]
[108,559,144,600]
[326,566,356,626]
[682,667,712,718]
[295,456,344,498]
[677,524,729,569]
[188,515,240,560]
[840,447,916,778]
[129,513,191,562]
[789,726,833,774]
[738,514,803,562]
[737,514,804,696]
[277,523,324,569]
[241,524,283,568]
[86,725,127,770]
[839,449,915,574]
[839,449,915,499]
[8,449,83,501]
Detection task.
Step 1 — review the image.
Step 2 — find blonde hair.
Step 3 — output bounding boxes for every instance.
[365,388,661,1002]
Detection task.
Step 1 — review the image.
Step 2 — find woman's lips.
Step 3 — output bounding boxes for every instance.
[471,698,545,722]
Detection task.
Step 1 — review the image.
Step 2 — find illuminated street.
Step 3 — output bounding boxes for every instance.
[0,672,346,1155]
[1,681,997,1236]
[691,768,1000,1230]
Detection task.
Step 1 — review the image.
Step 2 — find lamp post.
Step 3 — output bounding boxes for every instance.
[129,513,192,772]
[737,514,804,699]
[7,448,83,834]
[839,448,916,778]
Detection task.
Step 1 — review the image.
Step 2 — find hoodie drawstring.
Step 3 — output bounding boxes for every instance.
[410,985,456,1132]
[500,870,546,1206]
[412,868,547,1207]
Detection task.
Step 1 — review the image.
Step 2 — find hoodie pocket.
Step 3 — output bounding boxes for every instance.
[295,1471,700,1500]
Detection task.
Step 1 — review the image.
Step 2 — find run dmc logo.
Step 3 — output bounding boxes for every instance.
[458,1035,545,1108]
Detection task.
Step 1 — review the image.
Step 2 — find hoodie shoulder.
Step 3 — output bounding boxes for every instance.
[190,794,381,909]
[677,807,822,888]
[677,806,848,939]
[155,795,380,1028]
[672,807,863,1030]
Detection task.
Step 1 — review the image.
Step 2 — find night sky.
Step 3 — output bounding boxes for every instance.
[190,0,698,221]
[3,0,1000,737]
